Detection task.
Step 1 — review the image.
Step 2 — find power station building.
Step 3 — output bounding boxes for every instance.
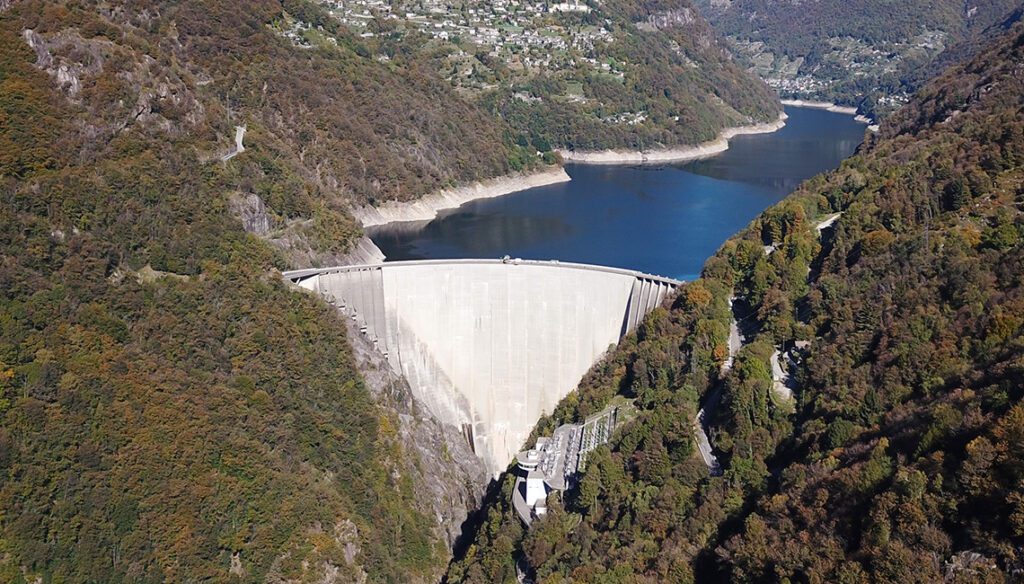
[512,407,618,525]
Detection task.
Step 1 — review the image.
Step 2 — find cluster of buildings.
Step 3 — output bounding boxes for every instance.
[766,75,828,97]
[319,0,598,45]
[512,406,618,525]
[313,0,618,89]
[747,33,930,109]
[602,111,648,126]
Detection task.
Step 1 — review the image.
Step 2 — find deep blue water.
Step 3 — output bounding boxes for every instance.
[370,107,865,280]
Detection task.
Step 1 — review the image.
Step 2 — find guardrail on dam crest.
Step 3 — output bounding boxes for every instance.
[283,259,681,475]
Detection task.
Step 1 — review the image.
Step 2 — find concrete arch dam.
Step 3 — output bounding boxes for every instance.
[284,259,681,475]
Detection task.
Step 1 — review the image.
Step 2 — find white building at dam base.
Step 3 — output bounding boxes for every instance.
[513,406,619,525]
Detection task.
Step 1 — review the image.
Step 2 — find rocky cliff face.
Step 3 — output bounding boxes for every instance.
[343,318,489,553]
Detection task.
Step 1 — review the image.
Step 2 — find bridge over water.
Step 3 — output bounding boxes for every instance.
[284,259,681,475]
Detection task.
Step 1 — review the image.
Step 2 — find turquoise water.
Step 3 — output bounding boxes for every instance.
[371,107,865,280]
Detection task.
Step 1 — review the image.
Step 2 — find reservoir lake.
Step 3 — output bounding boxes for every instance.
[370,106,866,281]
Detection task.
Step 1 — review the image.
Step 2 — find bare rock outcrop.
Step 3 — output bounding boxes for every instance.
[343,318,489,552]
[230,193,272,236]
[22,27,206,138]
[229,193,384,267]
[637,7,698,32]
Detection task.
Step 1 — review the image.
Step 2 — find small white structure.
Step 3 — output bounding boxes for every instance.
[550,1,591,12]
[512,407,618,525]
[524,472,548,513]
[516,447,542,472]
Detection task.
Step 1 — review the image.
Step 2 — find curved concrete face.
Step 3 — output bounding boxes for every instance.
[285,260,680,475]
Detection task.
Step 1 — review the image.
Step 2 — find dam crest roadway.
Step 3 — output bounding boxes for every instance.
[284,259,681,475]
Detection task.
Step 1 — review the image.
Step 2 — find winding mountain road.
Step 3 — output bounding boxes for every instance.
[693,296,745,476]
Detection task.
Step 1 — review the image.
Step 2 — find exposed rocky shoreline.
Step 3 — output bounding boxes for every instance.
[337,235,386,265]
[352,166,571,228]
[779,99,879,132]
[555,112,788,165]
[348,112,797,257]
[780,99,860,115]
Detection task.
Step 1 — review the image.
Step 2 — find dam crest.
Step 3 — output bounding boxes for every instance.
[284,259,681,475]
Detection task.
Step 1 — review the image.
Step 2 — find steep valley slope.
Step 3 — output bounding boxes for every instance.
[1,3,491,582]
[317,0,783,154]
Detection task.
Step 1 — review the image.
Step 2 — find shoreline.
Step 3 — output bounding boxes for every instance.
[354,110,794,231]
[555,112,788,165]
[780,99,861,116]
[780,99,879,127]
[782,99,879,133]
[338,235,386,265]
[352,166,571,228]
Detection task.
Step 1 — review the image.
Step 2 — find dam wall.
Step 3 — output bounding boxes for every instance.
[285,260,680,475]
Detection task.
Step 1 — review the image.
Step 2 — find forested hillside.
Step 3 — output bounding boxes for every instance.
[332,0,782,153]
[0,0,785,580]
[6,0,548,265]
[694,0,1022,117]
[479,0,783,151]
[0,0,782,266]
[0,0,508,581]
[449,20,1024,583]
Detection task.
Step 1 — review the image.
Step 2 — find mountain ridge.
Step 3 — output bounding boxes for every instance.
[694,0,1023,117]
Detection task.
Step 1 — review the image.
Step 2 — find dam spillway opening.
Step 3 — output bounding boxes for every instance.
[284,259,681,475]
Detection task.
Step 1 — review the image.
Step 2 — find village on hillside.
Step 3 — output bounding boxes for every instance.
[290,0,626,92]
